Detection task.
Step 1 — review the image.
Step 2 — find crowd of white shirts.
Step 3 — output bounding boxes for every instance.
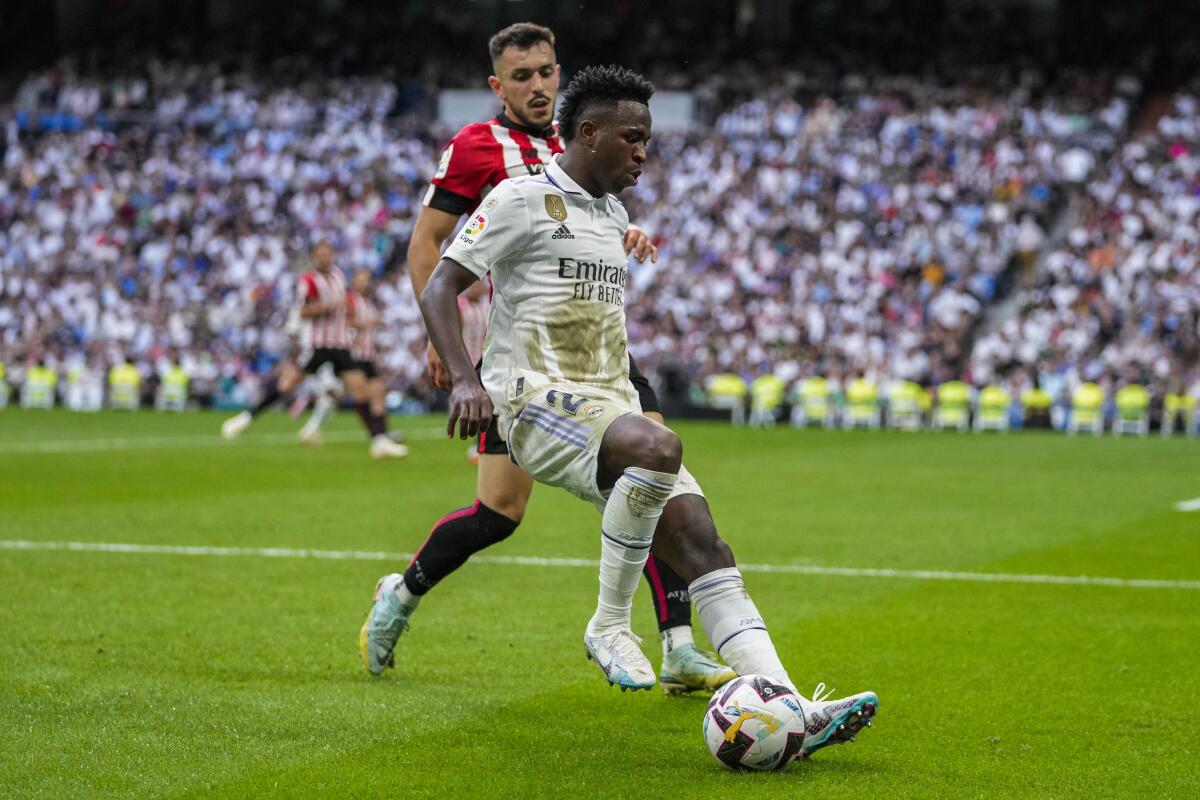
[5,56,1194,410]
[969,88,1200,402]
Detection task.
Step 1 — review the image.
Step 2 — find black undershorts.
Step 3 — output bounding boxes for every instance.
[352,358,379,379]
[300,348,360,376]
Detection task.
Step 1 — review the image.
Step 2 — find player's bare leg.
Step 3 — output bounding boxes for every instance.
[343,369,405,458]
[222,361,305,439]
[649,494,879,757]
[367,377,388,422]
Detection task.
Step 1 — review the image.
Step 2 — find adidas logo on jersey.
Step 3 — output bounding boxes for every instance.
[551,224,574,240]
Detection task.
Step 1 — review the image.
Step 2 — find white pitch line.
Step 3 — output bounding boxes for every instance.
[1175,497,1200,512]
[0,428,447,454]
[1,539,1198,591]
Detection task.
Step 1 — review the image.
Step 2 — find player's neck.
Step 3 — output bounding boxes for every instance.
[498,107,551,138]
[557,150,605,198]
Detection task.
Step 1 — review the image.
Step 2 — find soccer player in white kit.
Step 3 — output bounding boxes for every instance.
[418,65,879,759]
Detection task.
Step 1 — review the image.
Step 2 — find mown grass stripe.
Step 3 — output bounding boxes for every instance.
[2,539,1197,591]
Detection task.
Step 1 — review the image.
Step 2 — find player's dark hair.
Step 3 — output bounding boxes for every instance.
[557,65,654,142]
[488,22,556,62]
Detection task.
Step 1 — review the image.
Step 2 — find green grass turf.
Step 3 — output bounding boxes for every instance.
[1,409,1197,798]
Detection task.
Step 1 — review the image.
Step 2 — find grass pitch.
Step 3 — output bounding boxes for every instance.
[1,409,1197,799]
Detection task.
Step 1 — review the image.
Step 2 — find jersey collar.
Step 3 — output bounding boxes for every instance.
[545,155,613,211]
[496,109,556,140]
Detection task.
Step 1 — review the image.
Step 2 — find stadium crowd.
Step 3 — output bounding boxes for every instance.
[1,54,1196,423]
[623,66,1128,390]
[968,85,1200,405]
[1,55,433,405]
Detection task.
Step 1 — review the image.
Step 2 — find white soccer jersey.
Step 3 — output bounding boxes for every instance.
[442,155,638,429]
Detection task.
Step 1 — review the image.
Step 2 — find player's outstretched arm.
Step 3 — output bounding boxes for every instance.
[409,206,467,389]
[419,257,493,440]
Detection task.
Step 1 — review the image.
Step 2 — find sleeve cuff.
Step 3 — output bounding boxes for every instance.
[425,186,476,216]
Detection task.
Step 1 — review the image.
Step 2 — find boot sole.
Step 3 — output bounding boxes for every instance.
[799,695,878,759]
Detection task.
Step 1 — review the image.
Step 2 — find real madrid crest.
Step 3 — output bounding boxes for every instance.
[544,194,568,222]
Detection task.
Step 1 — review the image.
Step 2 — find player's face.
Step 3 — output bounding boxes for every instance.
[589,101,652,195]
[489,42,560,130]
[352,269,371,293]
[312,244,334,272]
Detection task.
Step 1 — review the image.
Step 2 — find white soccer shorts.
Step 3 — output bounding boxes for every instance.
[501,380,704,510]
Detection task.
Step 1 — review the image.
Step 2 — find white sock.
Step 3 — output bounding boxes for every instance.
[588,467,678,634]
[302,392,336,435]
[392,579,421,612]
[689,567,795,692]
[661,624,693,657]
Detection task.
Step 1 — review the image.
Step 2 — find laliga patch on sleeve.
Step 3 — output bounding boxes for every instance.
[458,211,489,246]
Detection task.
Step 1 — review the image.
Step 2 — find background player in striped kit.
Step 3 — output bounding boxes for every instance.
[297,268,409,457]
[221,242,407,459]
[361,22,734,693]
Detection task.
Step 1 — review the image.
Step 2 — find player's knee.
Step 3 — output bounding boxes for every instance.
[487,495,527,523]
[478,484,529,522]
[638,428,683,474]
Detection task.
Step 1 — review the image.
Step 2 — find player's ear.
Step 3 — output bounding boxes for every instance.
[487,74,503,100]
[577,119,598,148]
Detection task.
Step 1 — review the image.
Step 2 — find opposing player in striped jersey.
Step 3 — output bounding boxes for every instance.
[360,22,734,695]
[297,268,406,452]
[221,242,407,459]
[418,64,878,758]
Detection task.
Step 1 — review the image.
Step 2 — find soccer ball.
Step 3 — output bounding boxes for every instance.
[703,674,807,771]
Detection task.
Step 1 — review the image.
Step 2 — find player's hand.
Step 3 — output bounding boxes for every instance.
[426,341,451,390]
[446,380,492,440]
[624,225,658,263]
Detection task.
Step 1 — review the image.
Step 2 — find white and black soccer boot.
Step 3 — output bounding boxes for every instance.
[797,683,879,759]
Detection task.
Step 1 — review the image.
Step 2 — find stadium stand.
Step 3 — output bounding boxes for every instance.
[1,53,1197,433]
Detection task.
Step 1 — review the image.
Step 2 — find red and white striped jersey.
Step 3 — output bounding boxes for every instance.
[347,290,379,362]
[422,110,565,217]
[297,269,350,350]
